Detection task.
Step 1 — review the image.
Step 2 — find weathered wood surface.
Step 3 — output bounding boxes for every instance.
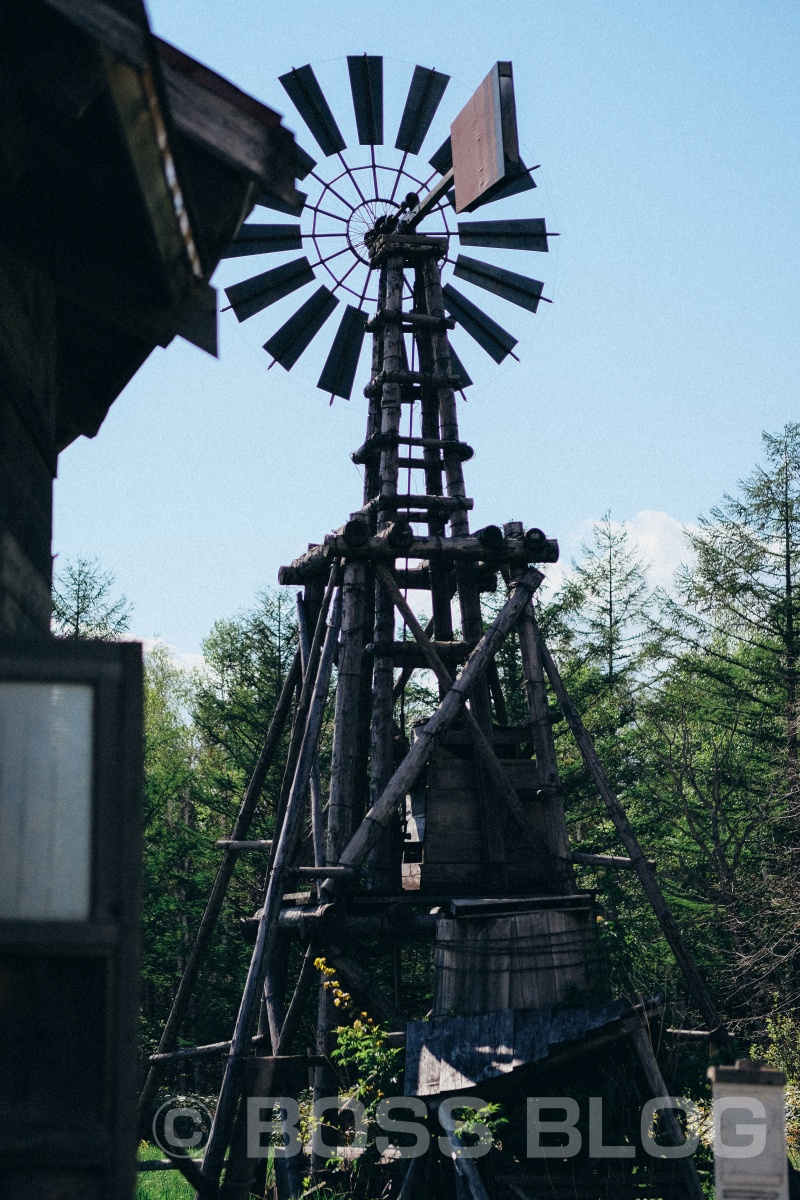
[572,851,655,871]
[326,558,367,863]
[297,593,324,874]
[137,646,302,1119]
[433,902,604,1016]
[323,569,544,887]
[535,620,724,1036]
[278,531,541,583]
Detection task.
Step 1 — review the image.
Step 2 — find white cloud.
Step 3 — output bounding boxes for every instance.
[624,509,698,590]
[129,635,206,673]
[541,509,698,596]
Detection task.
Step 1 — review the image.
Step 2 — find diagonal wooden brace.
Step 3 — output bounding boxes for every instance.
[323,567,544,888]
[533,617,724,1037]
[374,563,549,857]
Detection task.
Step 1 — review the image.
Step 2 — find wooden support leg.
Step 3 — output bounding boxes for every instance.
[297,593,324,872]
[397,1153,425,1200]
[419,254,493,737]
[200,574,343,1194]
[534,617,724,1035]
[625,1017,705,1200]
[327,559,367,864]
[368,250,404,892]
[137,645,302,1122]
[509,548,574,893]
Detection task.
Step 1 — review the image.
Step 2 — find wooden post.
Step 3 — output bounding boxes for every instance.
[535,620,724,1035]
[508,538,574,892]
[324,568,544,884]
[625,1017,706,1200]
[200,584,343,1193]
[369,250,404,891]
[327,554,367,864]
[137,645,302,1121]
[297,593,324,871]
[420,254,493,736]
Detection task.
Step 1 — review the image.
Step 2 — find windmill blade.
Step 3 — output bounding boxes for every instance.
[256,189,307,216]
[395,65,450,154]
[454,255,544,313]
[457,218,549,253]
[279,64,346,157]
[347,54,383,145]
[428,135,452,175]
[447,343,473,389]
[442,283,518,363]
[222,224,302,259]
[294,143,318,180]
[224,257,315,323]
[264,286,339,370]
[317,305,368,399]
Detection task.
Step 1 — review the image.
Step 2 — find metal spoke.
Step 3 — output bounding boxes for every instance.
[388,150,409,205]
[311,170,355,212]
[337,151,368,205]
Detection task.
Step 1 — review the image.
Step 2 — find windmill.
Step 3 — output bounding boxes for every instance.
[221,57,551,402]
[140,57,724,1200]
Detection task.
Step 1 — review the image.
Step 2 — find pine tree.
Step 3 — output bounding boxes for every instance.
[662,423,800,803]
[51,554,132,639]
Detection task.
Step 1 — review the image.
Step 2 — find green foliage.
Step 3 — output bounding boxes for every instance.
[52,554,132,638]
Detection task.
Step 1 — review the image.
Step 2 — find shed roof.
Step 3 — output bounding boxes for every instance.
[0,0,301,447]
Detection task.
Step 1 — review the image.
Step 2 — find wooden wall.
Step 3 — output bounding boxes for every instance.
[0,246,57,637]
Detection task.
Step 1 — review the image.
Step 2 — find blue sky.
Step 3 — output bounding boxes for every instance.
[53,0,800,657]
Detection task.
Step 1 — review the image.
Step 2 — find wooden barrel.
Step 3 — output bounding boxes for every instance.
[433,897,607,1016]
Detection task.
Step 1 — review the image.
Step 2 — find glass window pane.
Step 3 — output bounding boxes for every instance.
[0,683,93,920]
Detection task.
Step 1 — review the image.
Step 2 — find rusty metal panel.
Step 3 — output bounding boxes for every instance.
[347,54,383,145]
[454,254,544,313]
[221,224,302,258]
[279,64,346,157]
[450,61,522,213]
[317,305,368,399]
[224,256,314,322]
[458,218,549,253]
[442,283,518,363]
[395,65,450,154]
[263,285,338,369]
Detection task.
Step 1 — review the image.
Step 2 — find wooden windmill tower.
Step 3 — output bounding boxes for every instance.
[140,58,725,1200]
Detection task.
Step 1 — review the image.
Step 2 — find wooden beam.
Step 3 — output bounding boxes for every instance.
[572,851,655,871]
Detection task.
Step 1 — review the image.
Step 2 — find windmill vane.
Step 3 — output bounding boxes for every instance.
[221,56,550,398]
